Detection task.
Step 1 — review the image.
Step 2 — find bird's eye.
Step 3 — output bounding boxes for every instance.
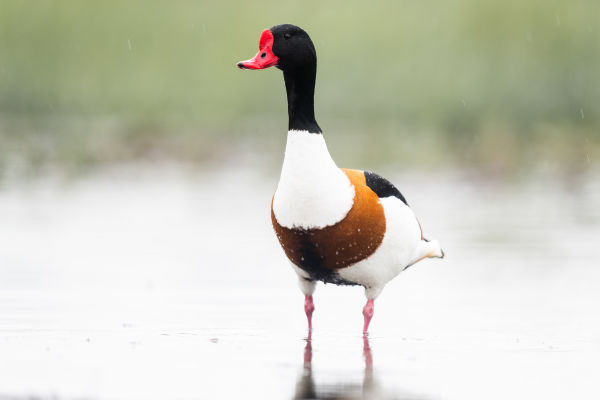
[284,33,291,40]
[261,52,266,58]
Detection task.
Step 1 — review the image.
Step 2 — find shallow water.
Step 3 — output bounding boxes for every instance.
[1,165,599,399]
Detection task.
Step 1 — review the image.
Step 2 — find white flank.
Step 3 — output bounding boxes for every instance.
[336,196,429,299]
[273,130,355,229]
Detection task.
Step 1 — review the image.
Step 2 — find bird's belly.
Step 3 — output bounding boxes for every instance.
[273,225,382,285]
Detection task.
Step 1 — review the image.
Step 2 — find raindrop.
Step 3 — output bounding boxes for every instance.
[127,39,132,51]
[580,109,585,119]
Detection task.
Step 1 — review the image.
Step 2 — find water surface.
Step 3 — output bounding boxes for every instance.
[1,166,599,399]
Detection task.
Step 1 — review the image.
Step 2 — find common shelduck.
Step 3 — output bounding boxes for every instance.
[237,24,444,334]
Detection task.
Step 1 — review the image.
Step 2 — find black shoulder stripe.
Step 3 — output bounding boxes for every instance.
[363,171,408,206]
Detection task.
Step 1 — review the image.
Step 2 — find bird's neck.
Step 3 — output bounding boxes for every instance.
[283,67,321,134]
[273,130,354,229]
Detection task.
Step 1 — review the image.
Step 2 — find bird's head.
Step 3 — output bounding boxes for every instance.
[236,24,316,72]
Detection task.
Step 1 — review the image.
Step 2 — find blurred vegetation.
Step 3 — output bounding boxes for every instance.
[0,0,598,177]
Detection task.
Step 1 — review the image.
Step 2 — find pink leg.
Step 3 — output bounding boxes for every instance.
[362,299,375,335]
[304,295,315,331]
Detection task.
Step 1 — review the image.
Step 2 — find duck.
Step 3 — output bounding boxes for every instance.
[237,24,444,334]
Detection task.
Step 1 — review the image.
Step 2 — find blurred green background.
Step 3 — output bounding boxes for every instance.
[1,0,598,177]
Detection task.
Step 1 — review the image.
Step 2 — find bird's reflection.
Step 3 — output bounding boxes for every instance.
[294,334,433,400]
[293,334,380,400]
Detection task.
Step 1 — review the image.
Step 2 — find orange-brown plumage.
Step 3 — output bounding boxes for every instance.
[271,169,386,274]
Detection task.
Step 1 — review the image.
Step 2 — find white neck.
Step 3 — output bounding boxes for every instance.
[272,130,355,229]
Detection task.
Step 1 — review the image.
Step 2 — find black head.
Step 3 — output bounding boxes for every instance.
[270,24,317,72]
[236,24,317,72]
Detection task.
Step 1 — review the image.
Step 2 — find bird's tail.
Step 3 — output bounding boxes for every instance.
[423,238,444,259]
[405,238,444,270]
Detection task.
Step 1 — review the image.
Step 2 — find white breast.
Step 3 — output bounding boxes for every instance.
[272,130,355,229]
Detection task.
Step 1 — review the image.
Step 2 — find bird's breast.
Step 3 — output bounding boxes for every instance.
[272,169,386,280]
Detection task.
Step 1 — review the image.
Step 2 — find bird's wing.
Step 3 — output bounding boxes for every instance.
[361,171,409,206]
